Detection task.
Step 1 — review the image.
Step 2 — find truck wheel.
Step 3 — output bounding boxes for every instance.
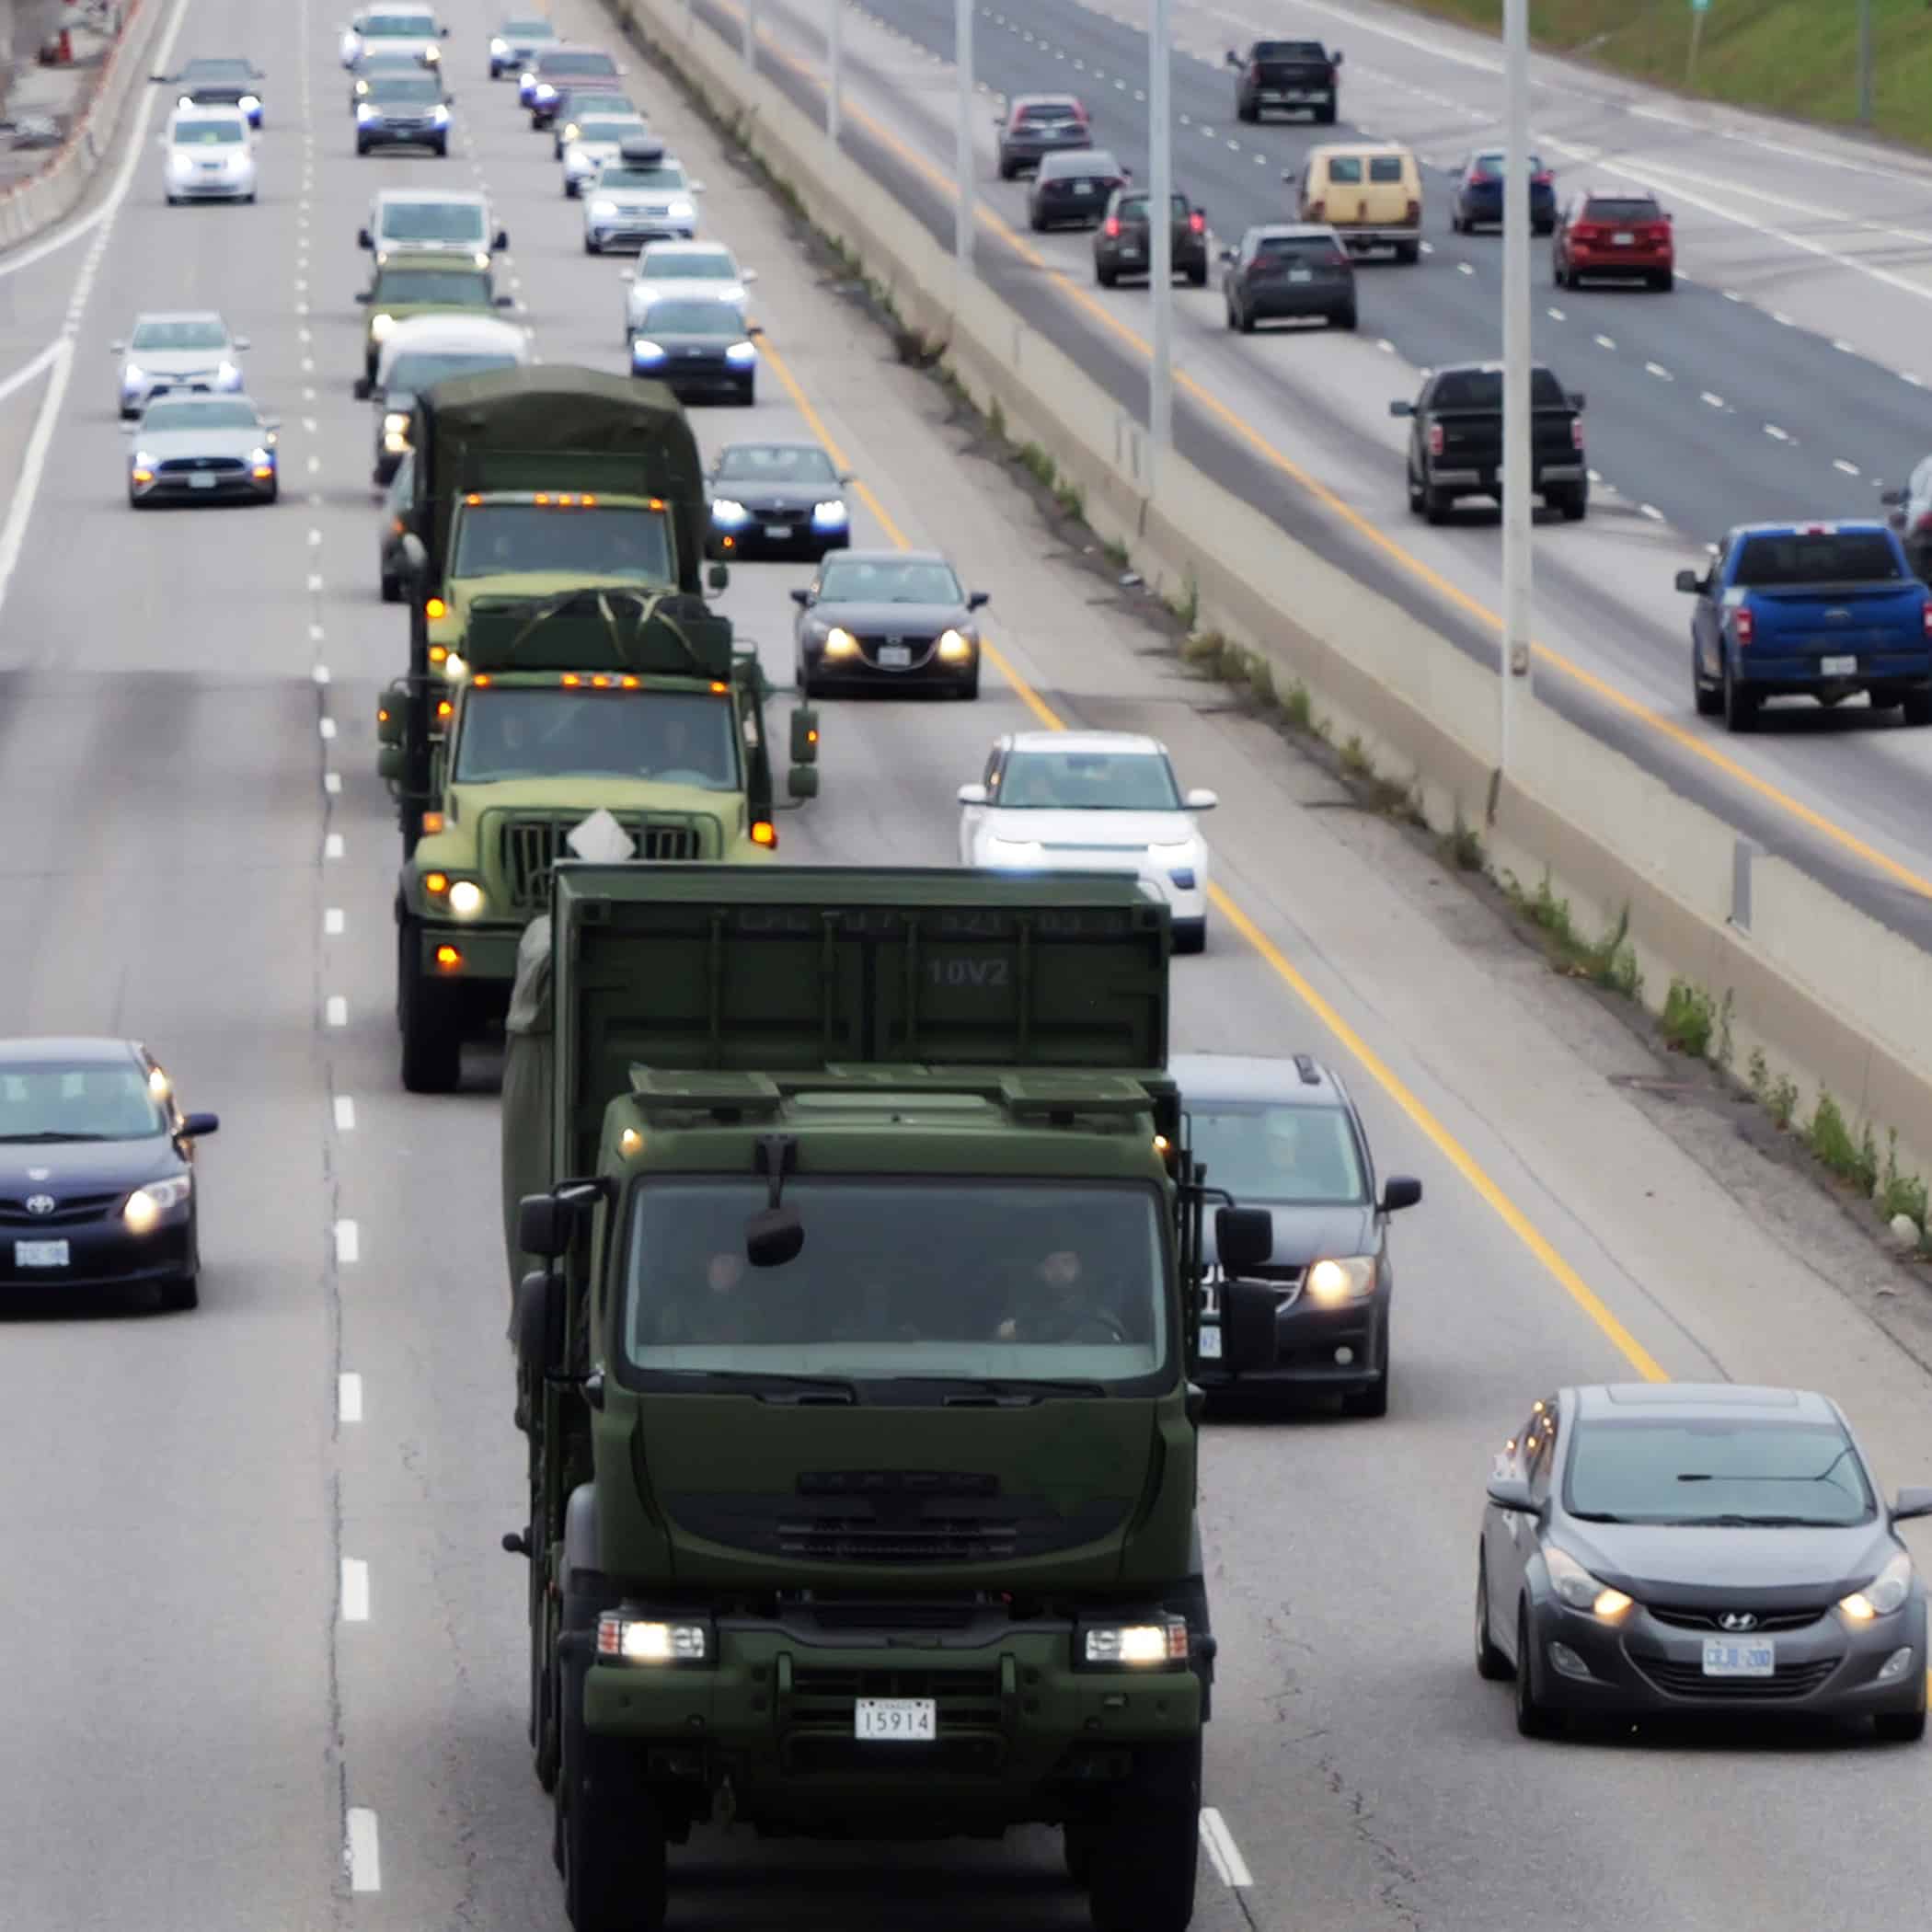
[1394,240,1420,264]
[1722,661,1758,733]
[381,572,401,604]
[1423,485,1451,524]
[397,921,463,1093]
[1316,100,1336,124]
[1235,100,1255,124]
[1087,1738,1202,1932]
[1692,655,1722,717]
[562,1703,667,1930]
[1551,483,1587,522]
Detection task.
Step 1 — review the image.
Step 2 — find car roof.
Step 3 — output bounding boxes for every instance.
[1573,1383,1843,1424]
[641,238,730,256]
[1728,519,1890,537]
[537,44,615,59]
[827,546,948,565]
[0,1036,144,1066]
[170,106,247,122]
[1245,222,1338,240]
[133,308,227,326]
[719,439,826,454]
[1005,729,1167,757]
[1577,183,1660,198]
[1169,1052,1350,1109]
[1432,359,1557,377]
[377,187,486,206]
[1040,148,1117,171]
[382,312,524,348]
[1011,93,1083,109]
[1310,140,1411,156]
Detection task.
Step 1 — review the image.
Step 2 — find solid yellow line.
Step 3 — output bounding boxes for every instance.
[711,1,1932,908]
[755,277,1666,1383]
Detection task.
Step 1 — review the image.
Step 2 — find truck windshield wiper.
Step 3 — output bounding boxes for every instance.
[680,1369,858,1405]
[893,1375,1108,1406]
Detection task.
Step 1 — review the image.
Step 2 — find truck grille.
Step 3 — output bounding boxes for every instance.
[1634,1654,1840,1699]
[665,1491,1129,1564]
[491,813,710,911]
[777,1517,1021,1563]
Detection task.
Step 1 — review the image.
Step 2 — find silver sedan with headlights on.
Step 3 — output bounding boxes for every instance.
[793,550,988,699]
[161,107,256,203]
[126,394,280,508]
[622,237,753,340]
[113,310,248,419]
[582,136,702,252]
[561,111,648,198]
[1478,1383,1932,1742]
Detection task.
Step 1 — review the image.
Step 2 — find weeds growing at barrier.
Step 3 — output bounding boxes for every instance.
[1880,1133,1930,1232]
[1660,977,1717,1059]
[1444,807,1484,873]
[1102,535,1131,571]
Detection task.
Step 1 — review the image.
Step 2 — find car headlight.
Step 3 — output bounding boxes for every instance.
[473,249,490,269]
[597,1612,710,1663]
[822,626,859,659]
[562,121,581,142]
[811,500,847,523]
[1841,1549,1914,1621]
[1544,1545,1633,1621]
[356,102,377,119]
[421,43,440,63]
[216,361,240,385]
[248,445,273,466]
[489,37,508,55]
[132,448,155,468]
[124,1175,192,1233]
[711,497,748,523]
[431,105,449,123]
[446,880,486,918]
[630,339,664,364]
[535,82,555,98]
[724,339,757,364]
[1302,1255,1377,1303]
[383,410,410,436]
[1080,1616,1188,1667]
[936,628,973,661]
[370,312,395,339]
[166,151,192,173]
[122,363,144,387]
[589,198,617,217]
[667,198,696,221]
[239,94,260,112]
[176,94,192,109]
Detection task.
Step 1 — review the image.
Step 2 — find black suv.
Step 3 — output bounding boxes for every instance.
[1178,1051,1420,1417]
[1094,188,1208,286]
[1221,223,1355,331]
[995,93,1090,178]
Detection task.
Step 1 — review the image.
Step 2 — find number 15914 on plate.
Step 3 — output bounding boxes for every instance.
[855,1697,937,1741]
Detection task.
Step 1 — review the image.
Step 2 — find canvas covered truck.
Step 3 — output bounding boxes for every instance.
[500,864,1282,1932]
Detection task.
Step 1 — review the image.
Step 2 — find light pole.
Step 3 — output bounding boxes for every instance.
[954,0,973,279]
[1148,0,1171,487]
[828,0,842,144]
[1500,0,1533,775]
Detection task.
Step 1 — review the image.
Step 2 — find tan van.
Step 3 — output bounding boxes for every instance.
[1285,143,1421,261]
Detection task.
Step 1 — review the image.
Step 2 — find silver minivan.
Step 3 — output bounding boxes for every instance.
[360,188,507,267]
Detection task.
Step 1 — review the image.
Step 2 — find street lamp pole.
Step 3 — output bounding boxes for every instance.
[828,0,841,144]
[1148,0,1172,489]
[955,0,973,278]
[1500,0,1533,776]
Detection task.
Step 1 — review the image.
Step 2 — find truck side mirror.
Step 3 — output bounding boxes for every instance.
[352,375,373,400]
[1331,49,1343,64]
[1673,569,1703,594]
[707,561,729,591]
[358,226,373,247]
[399,532,429,579]
[1215,1276,1281,1374]
[375,696,402,743]
[1388,399,1415,418]
[519,1192,570,1259]
[513,1268,558,1372]
[789,706,820,764]
[1214,1205,1273,1273]
[786,765,820,800]
[1570,391,1586,409]
[1880,487,1906,506]
[377,744,403,782]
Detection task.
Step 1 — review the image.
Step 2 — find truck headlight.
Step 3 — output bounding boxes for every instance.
[124,1175,192,1233]
[446,880,485,917]
[597,1612,710,1663]
[1841,1549,1914,1620]
[667,198,696,222]
[1080,1616,1188,1667]
[1303,1255,1376,1303]
[589,197,617,218]
[371,312,395,339]
[1544,1545,1633,1621]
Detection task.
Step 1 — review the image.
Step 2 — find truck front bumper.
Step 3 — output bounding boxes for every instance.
[583,1624,1202,1830]
[413,917,523,984]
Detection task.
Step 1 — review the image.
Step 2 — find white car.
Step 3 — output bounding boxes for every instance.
[113,310,249,418]
[161,109,256,203]
[341,6,445,70]
[561,112,649,199]
[581,138,703,254]
[957,731,1217,951]
[623,238,754,339]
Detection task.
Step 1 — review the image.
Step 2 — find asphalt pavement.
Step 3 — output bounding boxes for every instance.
[7,0,1932,1926]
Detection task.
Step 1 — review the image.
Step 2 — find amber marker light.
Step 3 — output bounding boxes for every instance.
[433,945,462,970]
[425,598,447,620]
[420,811,445,834]
[751,821,776,847]
[424,872,450,894]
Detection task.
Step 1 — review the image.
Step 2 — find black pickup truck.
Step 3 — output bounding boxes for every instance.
[1226,39,1340,123]
[1390,362,1588,523]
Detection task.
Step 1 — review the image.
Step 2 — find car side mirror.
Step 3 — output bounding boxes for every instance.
[1224,50,1239,65]
[707,560,729,591]
[1120,166,1133,179]
[358,225,373,247]
[1893,1487,1932,1522]
[1389,399,1415,417]
[967,590,989,610]
[1673,569,1704,594]
[993,111,1006,125]
[1183,788,1217,811]
[377,744,404,782]
[1486,1477,1541,1515]
[353,375,373,399]
[789,587,810,607]
[355,290,372,304]
[1215,1275,1282,1374]
[787,765,820,800]
[178,1111,220,1138]
[957,782,989,806]
[1219,246,1236,262]
[745,322,764,336]
[1331,49,1343,63]
[1880,487,1906,506]
[1380,1175,1422,1213]
[441,21,450,32]
[109,340,124,353]
[742,268,759,282]
[1214,1205,1273,1273]
[399,532,429,579]
[789,707,820,765]
[494,227,509,248]
[1570,391,1586,409]
[494,294,515,308]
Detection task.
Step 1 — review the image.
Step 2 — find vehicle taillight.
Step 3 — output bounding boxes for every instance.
[1570,224,1597,242]
[1571,419,1584,450]
[1733,606,1754,647]
[1915,512,1932,534]
[1428,423,1444,457]
[1404,199,1420,224]
[1923,602,1932,641]
[1471,170,1495,184]
[1103,215,1120,236]
[1188,211,1204,233]
[1532,170,1552,186]
[1248,61,1262,82]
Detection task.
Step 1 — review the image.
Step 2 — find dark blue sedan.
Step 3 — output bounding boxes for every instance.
[1450,149,1556,235]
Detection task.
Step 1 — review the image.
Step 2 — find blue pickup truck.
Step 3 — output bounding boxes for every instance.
[1679,521,1932,732]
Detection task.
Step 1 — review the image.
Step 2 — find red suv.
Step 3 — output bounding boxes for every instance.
[1552,190,1673,291]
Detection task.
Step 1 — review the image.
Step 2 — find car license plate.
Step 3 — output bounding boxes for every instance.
[1199,1324,1223,1359]
[1820,654,1857,675]
[1288,267,1313,282]
[855,1697,936,1742]
[190,473,216,489]
[763,523,791,539]
[877,644,912,668]
[1612,230,1635,245]
[15,1239,68,1268]
[1702,1639,1774,1677]
[1120,247,1141,260]
[1259,91,1282,101]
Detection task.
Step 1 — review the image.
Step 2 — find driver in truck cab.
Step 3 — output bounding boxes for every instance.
[995,1244,1133,1344]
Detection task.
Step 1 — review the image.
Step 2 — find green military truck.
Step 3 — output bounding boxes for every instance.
[501,864,1280,1932]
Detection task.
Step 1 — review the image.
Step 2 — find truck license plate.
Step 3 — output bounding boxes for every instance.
[1199,1324,1223,1359]
[15,1240,68,1268]
[1702,1639,1774,1677]
[877,644,912,668]
[1820,654,1857,675]
[855,1697,937,1741]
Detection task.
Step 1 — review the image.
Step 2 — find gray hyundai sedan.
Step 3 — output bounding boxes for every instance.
[1478,1384,1932,1741]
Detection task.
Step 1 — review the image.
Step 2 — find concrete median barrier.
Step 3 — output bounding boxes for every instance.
[606,0,1932,1203]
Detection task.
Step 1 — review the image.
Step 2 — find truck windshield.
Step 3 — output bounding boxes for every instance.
[622,1179,1169,1389]
[1733,532,1902,585]
[382,201,485,240]
[454,688,739,788]
[376,269,489,305]
[451,503,673,582]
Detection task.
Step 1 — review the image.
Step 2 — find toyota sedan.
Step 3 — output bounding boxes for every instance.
[1478,1383,1932,1741]
[162,108,256,204]
[113,310,248,418]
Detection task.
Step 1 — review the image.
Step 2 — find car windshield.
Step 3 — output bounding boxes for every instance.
[141,398,259,431]
[1116,195,1188,220]
[361,53,420,71]
[995,748,1180,811]
[0,1063,167,1142]
[817,558,960,604]
[376,269,489,305]
[598,165,684,190]
[1430,368,1569,409]
[131,319,227,351]
[382,201,485,239]
[1733,533,1903,585]
[545,52,616,74]
[370,76,442,100]
[1471,152,1543,174]
[642,249,735,281]
[576,121,638,143]
[1255,234,1344,263]
[562,95,631,116]
[181,61,252,81]
[1581,198,1662,223]
[449,502,674,583]
[641,300,738,334]
[384,350,517,392]
[1018,100,1081,121]
[364,15,437,36]
[1188,1103,1367,1205]
[1256,40,1325,59]
[1043,152,1118,178]
[715,444,836,483]
[174,120,245,144]
[621,1179,1168,1387]
[503,18,552,33]
[1566,1416,1877,1526]
[454,688,737,788]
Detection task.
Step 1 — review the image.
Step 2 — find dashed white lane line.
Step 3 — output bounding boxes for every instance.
[325,832,345,860]
[1701,391,1725,408]
[298,326,311,341]
[338,1370,363,1422]
[334,1093,356,1133]
[340,1558,370,1623]
[1644,361,1672,379]
[1904,373,1926,387]
[325,772,342,794]
[307,573,324,592]
[1835,458,1862,475]
[1593,333,1615,349]
[1456,261,1473,275]
[345,1809,381,1892]
[308,528,323,546]
[307,455,321,475]
[1547,305,1565,320]
[1773,311,1794,326]
[1765,423,1790,441]
[1833,338,1857,353]
[335,1219,360,1265]
[1639,502,1664,520]
[1198,1807,1253,1888]
[325,907,345,936]
[319,718,337,741]
[326,995,349,1027]
[312,661,330,683]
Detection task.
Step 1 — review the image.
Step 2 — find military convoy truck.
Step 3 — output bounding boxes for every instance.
[501,864,1281,1932]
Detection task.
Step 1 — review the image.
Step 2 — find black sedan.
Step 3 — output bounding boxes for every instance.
[792,549,987,698]
[629,299,760,404]
[1027,148,1129,232]
[156,56,265,127]
[1222,224,1356,332]
[1450,148,1557,235]
[0,1037,218,1310]
[1478,1383,1932,1741]
[707,440,852,560]
[1181,1052,1420,1414]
